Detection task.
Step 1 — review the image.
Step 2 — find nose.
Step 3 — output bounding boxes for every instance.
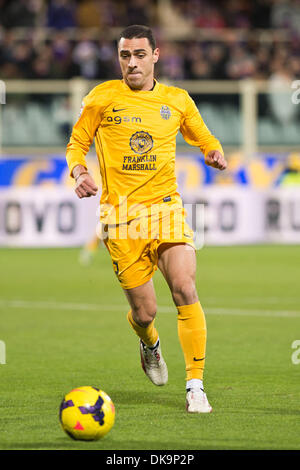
[128,55,137,69]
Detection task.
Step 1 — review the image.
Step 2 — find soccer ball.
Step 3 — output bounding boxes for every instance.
[59,386,115,440]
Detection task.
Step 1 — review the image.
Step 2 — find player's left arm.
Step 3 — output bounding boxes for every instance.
[180,91,227,171]
[205,149,227,171]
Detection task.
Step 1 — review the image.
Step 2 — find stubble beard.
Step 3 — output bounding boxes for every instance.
[125,73,144,90]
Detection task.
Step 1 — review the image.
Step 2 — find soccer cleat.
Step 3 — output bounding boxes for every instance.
[139,339,168,386]
[186,389,212,413]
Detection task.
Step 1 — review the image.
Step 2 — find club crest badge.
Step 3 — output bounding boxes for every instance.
[160,105,171,120]
[130,131,153,155]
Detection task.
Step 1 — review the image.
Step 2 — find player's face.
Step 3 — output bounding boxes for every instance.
[118,37,159,91]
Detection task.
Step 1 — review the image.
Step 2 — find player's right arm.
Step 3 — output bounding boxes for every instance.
[72,164,98,199]
[66,91,101,198]
[180,91,227,171]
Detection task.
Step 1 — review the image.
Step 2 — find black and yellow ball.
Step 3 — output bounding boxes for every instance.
[59,386,115,440]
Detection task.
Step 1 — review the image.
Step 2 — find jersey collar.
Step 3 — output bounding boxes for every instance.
[121,78,160,95]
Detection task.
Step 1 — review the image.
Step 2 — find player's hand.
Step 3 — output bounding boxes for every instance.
[73,165,98,198]
[205,150,227,171]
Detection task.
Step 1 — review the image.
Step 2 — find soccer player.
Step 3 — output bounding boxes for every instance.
[66,25,227,413]
[78,234,102,266]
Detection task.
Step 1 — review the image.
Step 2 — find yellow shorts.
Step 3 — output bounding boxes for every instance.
[103,203,195,290]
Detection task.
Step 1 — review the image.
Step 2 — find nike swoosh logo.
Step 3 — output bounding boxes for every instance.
[112,107,127,112]
[193,357,205,361]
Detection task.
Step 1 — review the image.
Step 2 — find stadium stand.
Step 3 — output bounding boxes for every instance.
[0,0,299,148]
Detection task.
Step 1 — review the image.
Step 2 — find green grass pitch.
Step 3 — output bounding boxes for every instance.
[0,245,300,450]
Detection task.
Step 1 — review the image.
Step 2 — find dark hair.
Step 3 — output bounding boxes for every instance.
[119,25,156,51]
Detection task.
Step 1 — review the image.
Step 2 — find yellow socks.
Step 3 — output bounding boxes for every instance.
[177,301,207,381]
[127,310,159,347]
[127,302,207,383]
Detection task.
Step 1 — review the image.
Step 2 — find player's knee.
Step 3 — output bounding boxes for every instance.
[171,280,198,306]
[132,305,157,327]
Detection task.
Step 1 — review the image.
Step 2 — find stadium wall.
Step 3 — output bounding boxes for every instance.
[0,153,299,247]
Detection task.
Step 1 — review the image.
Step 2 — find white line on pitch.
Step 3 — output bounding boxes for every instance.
[203,297,300,304]
[0,299,300,318]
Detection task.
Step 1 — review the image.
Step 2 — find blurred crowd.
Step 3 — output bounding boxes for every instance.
[0,0,300,81]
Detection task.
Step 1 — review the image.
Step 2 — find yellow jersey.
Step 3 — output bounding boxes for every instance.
[66,79,223,223]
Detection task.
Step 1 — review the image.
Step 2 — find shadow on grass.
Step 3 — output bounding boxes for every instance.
[109,389,182,409]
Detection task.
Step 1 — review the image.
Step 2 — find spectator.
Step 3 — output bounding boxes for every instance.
[11,41,33,78]
[30,55,55,79]
[190,60,212,79]
[29,43,55,78]
[290,54,300,76]
[194,4,227,28]
[0,0,39,28]
[207,43,228,79]
[126,0,154,26]
[271,0,295,29]
[251,0,272,29]
[254,45,271,78]
[96,40,119,78]
[223,0,252,28]
[0,30,15,65]
[159,42,186,80]
[52,32,73,78]
[47,0,77,29]
[71,36,100,78]
[0,0,299,81]
[76,0,102,28]
[268,58,297,124]
[226,44,257,79]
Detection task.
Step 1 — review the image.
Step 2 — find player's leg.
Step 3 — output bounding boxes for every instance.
[157,243,212,412]
[103,222,167,386]
[124,279,168,386]
[78,234,101,266]
[157,243,205,382]
[124,278,158,346]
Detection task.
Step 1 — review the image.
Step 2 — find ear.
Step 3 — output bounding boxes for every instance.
[153,48,160,64]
